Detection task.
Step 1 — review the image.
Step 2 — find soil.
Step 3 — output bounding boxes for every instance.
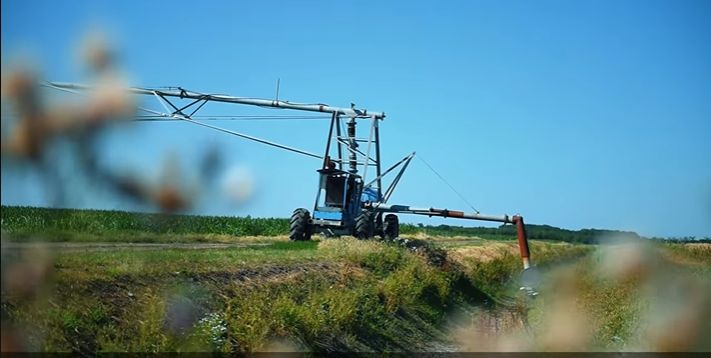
[0,241,271,252]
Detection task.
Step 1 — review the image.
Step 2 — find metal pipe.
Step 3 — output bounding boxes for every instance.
[382,155,413,203]
[364,152,415,188]
[347,118,358,174]
[335,138,377,163]
[46,82,386,119]
[368,204,513,223]
[365,203,532,269]
[361,116,377,183]
[374,120,383,199]
[513,215,531,269]
[335,115,343,170]
[322,113,337,168]
[336,137,376,143]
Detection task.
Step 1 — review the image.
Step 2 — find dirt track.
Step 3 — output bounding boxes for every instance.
[0,241,272,252]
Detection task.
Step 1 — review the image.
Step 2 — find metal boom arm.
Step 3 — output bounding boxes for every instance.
[47,82,385,119]
[367,203,532,269]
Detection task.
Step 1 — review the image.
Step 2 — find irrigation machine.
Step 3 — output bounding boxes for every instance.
[45,82,534,273]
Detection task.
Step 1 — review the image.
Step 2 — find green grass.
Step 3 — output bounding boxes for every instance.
[3,205,657,245]
[0,240,398,352]
[11,205,706,352]
[2,233,594,353]
[53,244,319,281]
[1,206,289,239]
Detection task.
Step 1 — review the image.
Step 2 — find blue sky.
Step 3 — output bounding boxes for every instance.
[2,0,710,237]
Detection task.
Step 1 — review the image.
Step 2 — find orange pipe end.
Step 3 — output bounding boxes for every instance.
[512,215,531,269]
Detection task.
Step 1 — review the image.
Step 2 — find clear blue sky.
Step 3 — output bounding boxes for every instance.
[2,0,710,237]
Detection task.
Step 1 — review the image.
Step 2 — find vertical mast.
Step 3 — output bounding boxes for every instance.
[347,118,358,174]
[374,118,383,198]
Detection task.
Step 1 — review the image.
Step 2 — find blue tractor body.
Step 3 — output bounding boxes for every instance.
[310,168,380,236]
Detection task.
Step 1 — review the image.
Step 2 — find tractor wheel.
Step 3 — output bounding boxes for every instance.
[354,211,374,240]
[383,214,399,240]
[289,208,312,241]
[374,212,384,239]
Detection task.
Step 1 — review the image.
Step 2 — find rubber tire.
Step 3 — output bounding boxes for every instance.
[374,212,384,239]
[383,214,399,240]
[289,208,312,241]
[354,211,374,240]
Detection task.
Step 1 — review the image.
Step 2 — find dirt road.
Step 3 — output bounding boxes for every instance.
[0,241,272,252]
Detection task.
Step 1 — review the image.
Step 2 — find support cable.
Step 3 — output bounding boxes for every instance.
[132,115,330,121]
[41,81,326,160]
[136,107,322,160]
[417,155,480,214]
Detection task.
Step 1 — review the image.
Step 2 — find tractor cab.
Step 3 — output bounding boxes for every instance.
[311,168,364,234]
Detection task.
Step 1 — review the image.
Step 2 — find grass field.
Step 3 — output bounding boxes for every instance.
[1,206,709,353]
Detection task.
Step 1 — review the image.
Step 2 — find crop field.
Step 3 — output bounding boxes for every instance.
[1,206,710,353]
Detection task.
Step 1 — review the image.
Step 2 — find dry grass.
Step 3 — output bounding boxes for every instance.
[449,242,519,265]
